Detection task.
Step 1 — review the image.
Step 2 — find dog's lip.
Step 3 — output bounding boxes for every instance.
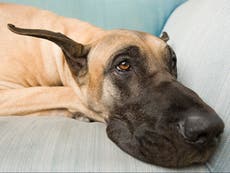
[175,140,218,167]
[106,115,222,167]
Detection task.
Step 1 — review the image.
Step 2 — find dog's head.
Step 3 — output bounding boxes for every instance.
[8,24,224,167]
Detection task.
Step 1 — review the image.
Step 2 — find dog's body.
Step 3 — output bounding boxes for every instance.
[0,3,106,120]
[0,3,224,168]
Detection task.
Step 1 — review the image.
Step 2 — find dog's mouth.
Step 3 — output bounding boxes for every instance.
[106,116,222,168]
[170,132,221,167]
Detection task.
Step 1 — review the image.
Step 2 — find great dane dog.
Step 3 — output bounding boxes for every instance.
[0,3,224,167]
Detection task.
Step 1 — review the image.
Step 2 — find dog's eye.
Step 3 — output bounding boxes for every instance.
[172,56,177,69]
[116,61,131,71]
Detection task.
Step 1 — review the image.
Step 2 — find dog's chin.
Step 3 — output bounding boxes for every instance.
[106,117,218,168]
[171,140,217,168]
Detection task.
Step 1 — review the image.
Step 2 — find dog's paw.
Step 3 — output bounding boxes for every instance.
[72,112,95,122]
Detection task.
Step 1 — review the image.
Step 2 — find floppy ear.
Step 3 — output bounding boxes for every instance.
[160,32,169,42]
[7,24,89,76]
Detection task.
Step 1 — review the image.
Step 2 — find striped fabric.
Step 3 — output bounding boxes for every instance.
[0,116,208,172]
[163,0,230,172]
[0,0,229,172]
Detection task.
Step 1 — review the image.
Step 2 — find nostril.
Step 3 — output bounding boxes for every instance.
[192,133,208,144]
[184,130,209,144]
[176,123,181,130]
[176,121,185,137]
[197,133,208,140]
[183,120,212,145]
[178,112,225,146]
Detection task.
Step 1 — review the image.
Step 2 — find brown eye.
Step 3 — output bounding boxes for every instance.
[116,61,131,71]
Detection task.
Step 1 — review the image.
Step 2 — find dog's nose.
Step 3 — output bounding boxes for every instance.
[177,112,224,145]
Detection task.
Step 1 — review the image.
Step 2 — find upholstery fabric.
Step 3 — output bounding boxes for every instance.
[163,0,230,172]
[0,116,208,172]
[1,0,229,172]
[2,0,186,36]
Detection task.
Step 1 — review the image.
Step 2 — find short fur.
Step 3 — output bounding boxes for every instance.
[0,3,224,168]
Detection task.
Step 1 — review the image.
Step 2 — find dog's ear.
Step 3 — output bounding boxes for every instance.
[8,24,89,76]
[160,32,169,42]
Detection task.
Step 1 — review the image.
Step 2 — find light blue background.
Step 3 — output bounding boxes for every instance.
[2,0,187,36]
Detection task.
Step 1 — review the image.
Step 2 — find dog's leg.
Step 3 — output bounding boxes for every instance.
[0,87,104,122]
[27,109,92,122]
[26,108,74,117]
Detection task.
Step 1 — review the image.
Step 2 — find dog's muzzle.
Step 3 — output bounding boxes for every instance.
[106,78,224,168]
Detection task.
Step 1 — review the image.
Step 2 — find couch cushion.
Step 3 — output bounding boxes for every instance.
[0,116,208,172]
[163,0,230,172]
[4,0,186,36]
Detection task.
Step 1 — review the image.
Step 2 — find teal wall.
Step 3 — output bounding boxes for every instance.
[2,0,187,36]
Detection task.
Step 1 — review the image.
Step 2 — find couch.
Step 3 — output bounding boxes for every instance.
[0,0,229,172]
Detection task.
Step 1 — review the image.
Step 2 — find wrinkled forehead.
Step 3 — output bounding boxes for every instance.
[88,30,167,73]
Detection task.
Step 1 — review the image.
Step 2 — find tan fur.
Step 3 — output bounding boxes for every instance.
[0,3,167,122]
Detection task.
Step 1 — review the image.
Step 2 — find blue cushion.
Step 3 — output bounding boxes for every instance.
[4,0,186,36]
